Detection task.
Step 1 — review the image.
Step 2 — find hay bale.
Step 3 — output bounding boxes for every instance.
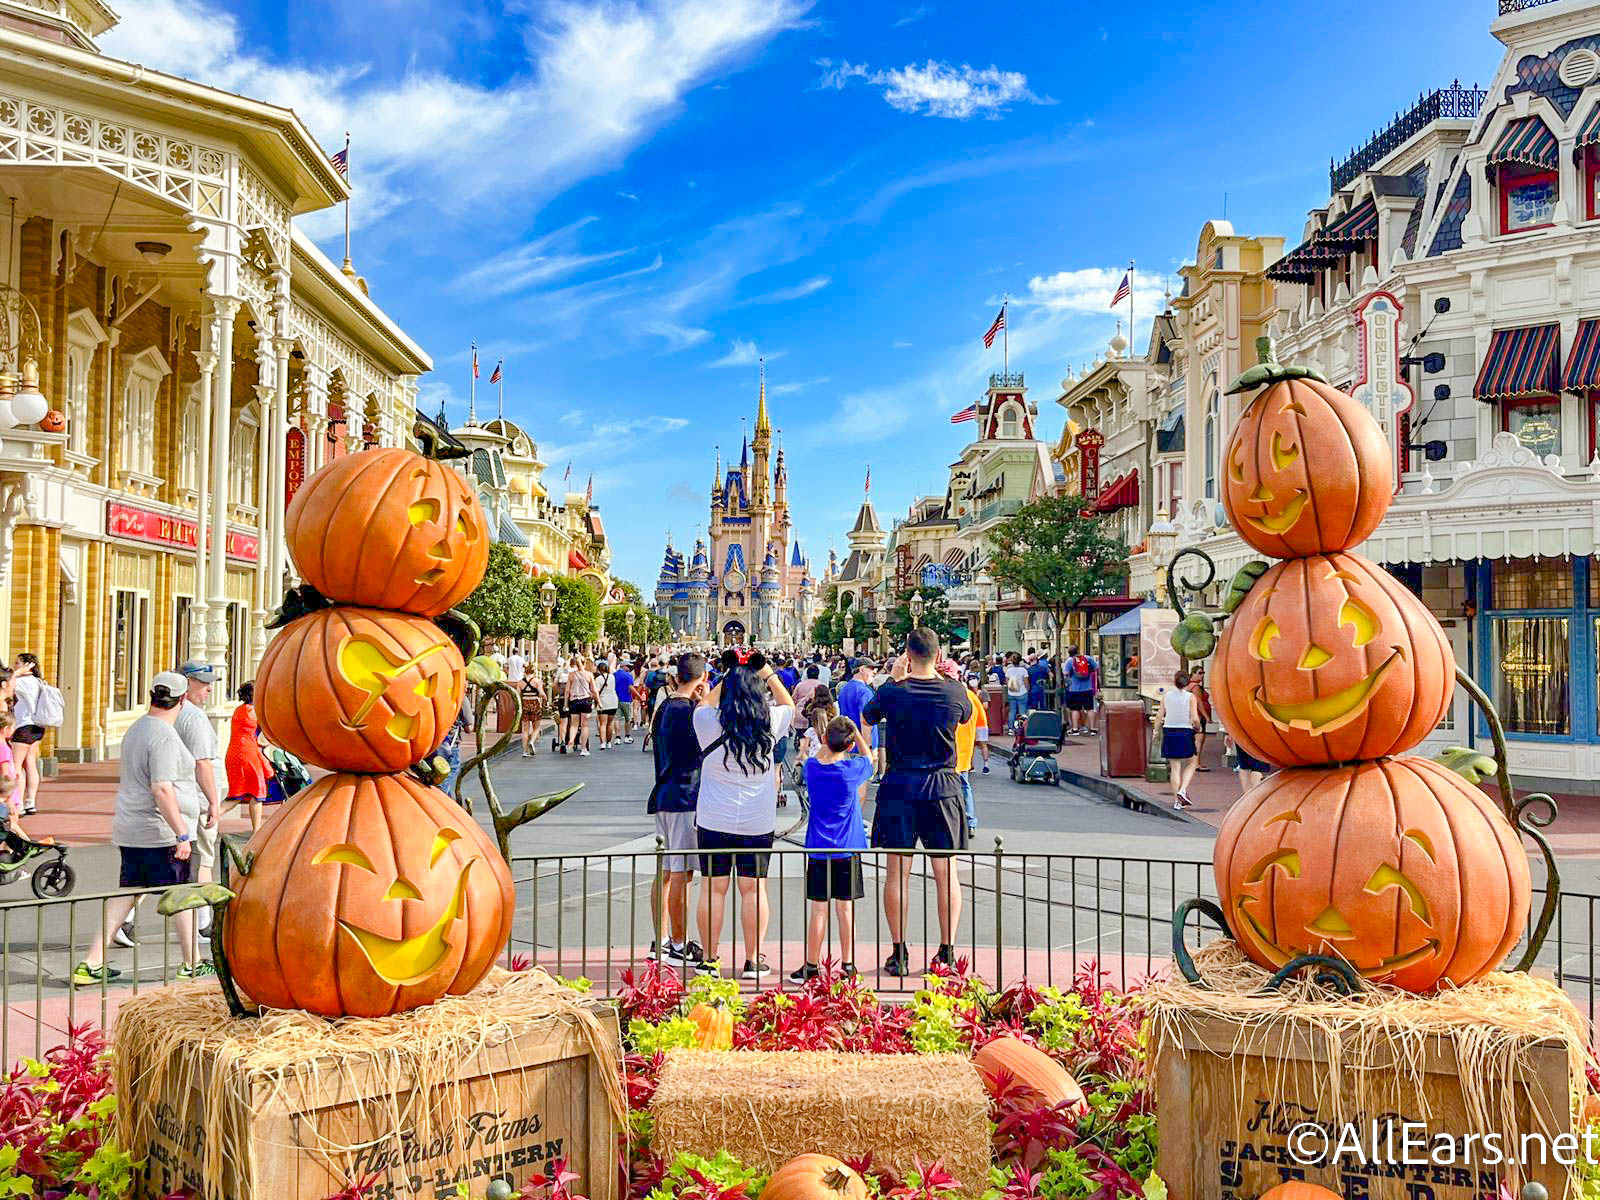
[649,1050,990,1189]
[114,968,624,1200]
[1146,939,1585,1200]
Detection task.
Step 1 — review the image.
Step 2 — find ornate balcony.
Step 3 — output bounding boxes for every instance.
[988,372,1024,389]
[1499,0,1560,11]
[1329,81,1488,192]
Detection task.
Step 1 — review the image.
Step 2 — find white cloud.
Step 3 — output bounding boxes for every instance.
[891,5,933,27]
[709,339,788,368]
[770,376,830,395]
[817,58,1045,120]
[745,275,831,304]
[641,321,713,352]
[451,217,632,297]
[103,0,812,238]
[617,190,640,201]
[1021,266,1167,315]
[892,340,912,349]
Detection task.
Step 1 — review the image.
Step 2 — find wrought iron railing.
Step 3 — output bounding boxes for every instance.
[3,847,1595,1064]
[1330,81,1489,192]
[1499,0,1561,11]
[989,372,1024,388]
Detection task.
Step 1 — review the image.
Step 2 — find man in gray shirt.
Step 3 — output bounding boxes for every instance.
[73,672,205,986]
[175,662,222,931]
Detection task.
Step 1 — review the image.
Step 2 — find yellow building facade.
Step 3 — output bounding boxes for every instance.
[0,0,430,760]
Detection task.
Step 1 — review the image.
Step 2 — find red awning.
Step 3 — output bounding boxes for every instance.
[1080,595,1141,611]
[1475,324,1561,401]
[1094,471,1139,513]
[1565,319,1600,392]
[568,549,591,570]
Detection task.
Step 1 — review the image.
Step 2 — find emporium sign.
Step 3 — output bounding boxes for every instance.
[1351,289,1414,496]
[107,501,259,563]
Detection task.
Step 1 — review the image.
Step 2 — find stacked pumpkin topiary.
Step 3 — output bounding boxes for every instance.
[223,447,515,1017]
[1207,339,1529,993]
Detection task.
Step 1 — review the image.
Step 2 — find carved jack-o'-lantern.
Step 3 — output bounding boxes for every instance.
[225,772,514,1016]
[285,446,488,616]
[1212,552,1454,767]
[255,606,465,773]
[1222,343,1392,558]
[1215,757,1529,992]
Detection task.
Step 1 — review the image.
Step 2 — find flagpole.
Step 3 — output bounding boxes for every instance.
[341,131,351,272]
[469,342,477,426]
[1002,296,1009,377]
[1127,259,1135,355]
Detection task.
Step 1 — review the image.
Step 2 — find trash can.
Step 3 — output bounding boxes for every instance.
[984,684,1007,737]
[494,687,518,733]
[1100,700,1148,778]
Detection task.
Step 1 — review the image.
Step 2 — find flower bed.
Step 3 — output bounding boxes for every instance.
[5,959,1158,1199]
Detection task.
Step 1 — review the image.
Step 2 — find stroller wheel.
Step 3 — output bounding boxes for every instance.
[32,859,74,899]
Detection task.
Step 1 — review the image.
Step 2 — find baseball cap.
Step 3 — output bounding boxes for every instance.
[179,661,217,682]
[151,671,187,700]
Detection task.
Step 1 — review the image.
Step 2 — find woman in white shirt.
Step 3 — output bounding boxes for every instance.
[693,651,794,979]
[11,652,44,815]
[1154,669,1201,811]
[564,658,597,756]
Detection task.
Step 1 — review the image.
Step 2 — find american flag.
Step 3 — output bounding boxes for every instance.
[982,306,1006,349]
[950,404,977,424]
[564,462,571,485]
[1110,272,1131,307]
[472,344,479,379]
[330,146,348,177]
[585,473,594,505]
[864,466,871,494]
[489,358,503,385]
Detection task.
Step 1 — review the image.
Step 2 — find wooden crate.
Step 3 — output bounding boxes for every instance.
[121,994,620,1200]
[1155,1010,1574,1200]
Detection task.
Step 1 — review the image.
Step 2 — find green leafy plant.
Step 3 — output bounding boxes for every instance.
[627,1016,700,1058]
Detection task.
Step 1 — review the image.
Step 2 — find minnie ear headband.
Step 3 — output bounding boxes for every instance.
[937,658,960,680]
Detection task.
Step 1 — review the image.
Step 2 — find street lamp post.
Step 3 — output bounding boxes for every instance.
[909,589,925,628]
[843,608,855,652]
[624,607,637,657]
[1147,509,1177,605]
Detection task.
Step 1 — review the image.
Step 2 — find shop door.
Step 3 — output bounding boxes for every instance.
[1416,618,1470,759]
[57,544,84,761]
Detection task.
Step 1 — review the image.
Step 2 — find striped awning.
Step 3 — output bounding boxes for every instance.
[1318,198,1379,249]
[1579,104,1600,149]
[1565,319,1600,391]
[1488,117,1558,171]
[1475,324,1561,401]
[1265,237,1345,283]
[1094,471,1139,513]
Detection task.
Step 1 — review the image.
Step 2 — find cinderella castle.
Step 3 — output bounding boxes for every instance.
[654,369,815,644]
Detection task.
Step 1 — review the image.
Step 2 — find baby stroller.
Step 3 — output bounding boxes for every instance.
[0,827,75,898]
[1009,709,1064,786]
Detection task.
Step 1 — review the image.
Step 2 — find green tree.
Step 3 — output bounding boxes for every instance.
[543,573,600,648]
[612,579,644,605]
[646,613,671,644]
[602,602,654,649]
[890,584,953,641]
[458,543,538,640]
[987,495,1128,670]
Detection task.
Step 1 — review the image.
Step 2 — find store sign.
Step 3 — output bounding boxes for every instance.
[106,502,259,562]
[1075,429,1105,499]
[920,563,958,589]
[1352,290,1414,495]
[285,427,306,505]
[534,623,560,669]
[1139,608,1180,703]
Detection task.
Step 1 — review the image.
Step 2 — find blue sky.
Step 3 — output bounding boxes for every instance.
[101,0,1505,588]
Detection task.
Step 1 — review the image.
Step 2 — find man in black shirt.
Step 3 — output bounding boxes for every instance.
[863,627,972,976]
[648,653,708,967]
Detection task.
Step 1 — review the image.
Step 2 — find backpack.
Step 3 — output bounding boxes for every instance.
[34,682,64,728]
[1071,655,1093,680]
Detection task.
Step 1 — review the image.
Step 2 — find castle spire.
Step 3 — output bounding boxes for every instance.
[711,445,721,504]
[755,357,771,436]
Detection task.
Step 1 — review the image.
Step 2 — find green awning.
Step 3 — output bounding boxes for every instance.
[1489,116,1558,171]
[948,624,971,641]
[1579,103,1600,149]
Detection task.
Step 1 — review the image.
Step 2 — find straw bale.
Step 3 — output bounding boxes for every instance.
[113,967,624,1200]
[649,1050,990,1191]
[1145,939,1588,1200]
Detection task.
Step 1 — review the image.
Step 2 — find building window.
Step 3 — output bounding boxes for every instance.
[226,602,247,692]
[999,404,1020,439]
[1588,148,1600,221]
[230,407,259,507]
[173,595,193,665]
[178,387,202,493]
[1203,389,1219,499]
[1502,397,1561,458]
[65,346,91,456]
[120,347,170,480]
[112,588,149,713]
[1485,559,1578,738]
[1500,166,1558,234]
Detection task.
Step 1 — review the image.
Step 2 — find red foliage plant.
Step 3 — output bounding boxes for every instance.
[734,964,915,1054]
[616,961,688,1025]
[0,1021,117,1186]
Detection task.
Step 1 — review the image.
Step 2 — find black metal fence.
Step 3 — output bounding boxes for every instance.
[1330,82,1489,192]
[1,847,1590,1066]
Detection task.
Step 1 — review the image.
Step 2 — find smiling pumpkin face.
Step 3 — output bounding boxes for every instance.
[1211,552,1454,768]
[1214,758,1529,992]
[1222,376,1393,558]
[286,446,488,617]
[224,772,515,1017]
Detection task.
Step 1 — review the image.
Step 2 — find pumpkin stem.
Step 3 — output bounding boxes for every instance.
[1225,334,1330,396]
[823,1168,854,1194]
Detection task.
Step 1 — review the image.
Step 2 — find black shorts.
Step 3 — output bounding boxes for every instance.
[696,826,774,878]
[806,855,864,901]
[1162,728,1197,760]
[1064,691,1094,711]
[871,770,967,851]
[119,844,192,888]
[569,698,594,714]
[11,724,44,745]
[1235,745,1276,774]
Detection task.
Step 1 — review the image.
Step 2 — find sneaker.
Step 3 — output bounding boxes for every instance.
[71,962,121,987]
[111,920,137,949]
[789,962,819,984]
[580,748,590,757]
[664,940,704,967]
[624,736,634,744]
[1174,793,1193,811]
[646,940,659,961]
[981,764,990,775]
[741,956,772,979]
[696,957,720,976]
[841,962,858,978]
[883,945,911,977]
[177,962,216,980]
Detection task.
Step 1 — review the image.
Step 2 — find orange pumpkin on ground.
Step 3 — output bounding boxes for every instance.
[1211,552,1454,767]
[1223,339,1393,558]
[1259,1184,1342,1200]
[255,606,464,773]
[224,772,514,1017]
[762,1155,869,1200]
[687,1000,734,1050]
[1215,757,1529,992]
[285,446,488,616]
[972,1037,1087,1113]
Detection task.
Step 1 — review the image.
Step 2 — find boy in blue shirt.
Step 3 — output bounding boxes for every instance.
[792,715,872,981]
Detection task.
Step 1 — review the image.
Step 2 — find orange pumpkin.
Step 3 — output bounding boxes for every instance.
[255,606,465,773]
[38,409,66,433]
[1215,757,1529,992]
[223,772,514,1017]
[1583,1094,1600,1127]
[286,446,488,616]
[1211,552,1454,767]
[1259,1185,1342,1200]
[687,1000,734,1050]
[763,1155,869,1200]
[1223,342,1392,558]
[972,1037,1087,1113]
